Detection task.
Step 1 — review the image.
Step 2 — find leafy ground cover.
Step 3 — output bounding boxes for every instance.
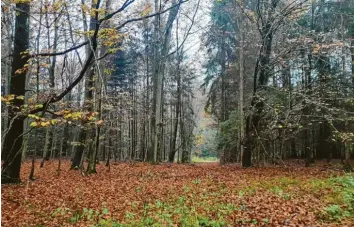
[1,160,353,227]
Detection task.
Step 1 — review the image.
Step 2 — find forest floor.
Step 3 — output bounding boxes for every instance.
[1,160,353,227]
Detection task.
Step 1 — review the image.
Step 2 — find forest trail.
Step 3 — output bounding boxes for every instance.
[2,160,353,226]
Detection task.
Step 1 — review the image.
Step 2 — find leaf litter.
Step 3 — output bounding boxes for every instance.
[1,161,353,226]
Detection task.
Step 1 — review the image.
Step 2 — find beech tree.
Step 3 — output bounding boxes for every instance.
[2,0,352,186]
[1,0,196,183]
[2,2,30,184]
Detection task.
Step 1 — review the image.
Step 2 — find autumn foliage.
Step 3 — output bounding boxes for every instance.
[1,161,353,226]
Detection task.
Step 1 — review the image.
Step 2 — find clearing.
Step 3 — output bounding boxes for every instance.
[1,161,353,227]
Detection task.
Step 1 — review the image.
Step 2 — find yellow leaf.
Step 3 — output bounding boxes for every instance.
[64,113,72,119]
[97,120,103,126]
[28,114,40,120]
[30,122,38,127]
[140,3,152,17]
[8,94,15,100]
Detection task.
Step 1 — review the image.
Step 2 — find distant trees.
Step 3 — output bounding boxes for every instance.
[203,0,353,170]
[2,0,352,186]
[1,0,199,184]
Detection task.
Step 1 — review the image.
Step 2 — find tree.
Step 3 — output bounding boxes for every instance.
[150,0,181,163]
[2,2,30,184]
[1,0,193,184]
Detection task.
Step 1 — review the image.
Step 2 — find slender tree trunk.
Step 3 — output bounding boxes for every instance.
[105,134,112,168]
[151,0,180,163]
[28,1,43,178]
[238,13,245,164]
[71,0,100,169]
[71,129,86,169]
[304,53,313,167]
[21,118,29,162]
[180,101,189,163]
[28,130,38,181]
[40,128,51,167]
[57,135,63,176]
[87,84,102,173]
[41,0,59,165]
[169,52,182,162]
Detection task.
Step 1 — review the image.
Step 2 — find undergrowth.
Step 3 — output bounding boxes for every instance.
[51,183,236,227]
[320,174,354,221]
[50,174,354,226]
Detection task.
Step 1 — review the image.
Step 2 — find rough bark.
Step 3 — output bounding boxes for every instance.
[71,0,100,170]
[238,13,245,163]
[151,0,181,163]
[243,15,274,168]
[1,3,30,184]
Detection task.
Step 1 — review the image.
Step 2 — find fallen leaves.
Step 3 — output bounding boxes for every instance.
[1,161,353,226]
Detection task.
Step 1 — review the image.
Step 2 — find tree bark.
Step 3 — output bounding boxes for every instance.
[1,3,30,184]
[238,12,245,164]
[151,0,180,163]
[71,0,100,169]
[169,49,182,162]
[243,8,274,168]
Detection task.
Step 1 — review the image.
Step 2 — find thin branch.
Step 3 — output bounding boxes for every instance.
[116,0,189,30]
[32,41,88,57]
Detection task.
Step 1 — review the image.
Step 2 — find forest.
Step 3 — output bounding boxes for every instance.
[1,0,354,226]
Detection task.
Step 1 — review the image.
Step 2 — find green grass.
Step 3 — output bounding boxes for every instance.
[191,156,218,163]
[52,183,236,227]
[321,174,354,221]
[49,173,354,226]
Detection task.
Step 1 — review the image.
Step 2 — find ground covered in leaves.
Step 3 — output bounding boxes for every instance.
[2,160,353,227]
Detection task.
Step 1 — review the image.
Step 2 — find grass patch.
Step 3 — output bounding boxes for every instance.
[191,156,218,163]
[51,183,237,227]
[320,174,354,221]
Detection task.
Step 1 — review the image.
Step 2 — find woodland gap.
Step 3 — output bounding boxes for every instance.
[1,0,354,226]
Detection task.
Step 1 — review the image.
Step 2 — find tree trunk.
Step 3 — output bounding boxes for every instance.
[41,0,59,166]
[169,52,182,162]
[243,20,274,168]
[151,0,180,163]
[71,129,86,169]
[180,102,189,163]
[1,3,30,184]
[238,13,245,164]
[87,83,103,173]
[71,0,100,169]
[304,53,313,167]
[40,128,51,167]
